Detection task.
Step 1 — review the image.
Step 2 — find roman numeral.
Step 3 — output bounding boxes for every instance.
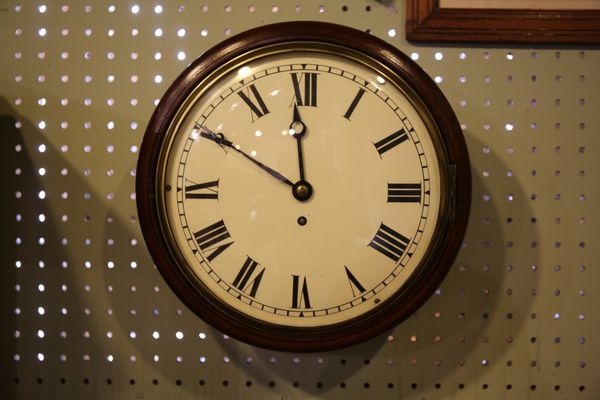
[387,183,421,203]
[345,266,366,297]
[368,223,410,262]
[238,84,269,120]
[232,256,265,298]
[184,179,219,200]
[373,128,408,156]
[343,88,366,120]
[291,72,318,107]
[291,275,311,309]
[194,220,233,262]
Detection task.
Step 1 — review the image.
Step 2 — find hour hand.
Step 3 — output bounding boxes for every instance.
[289,104,307,140]
[198,125,293,187]
[288,105,313,202]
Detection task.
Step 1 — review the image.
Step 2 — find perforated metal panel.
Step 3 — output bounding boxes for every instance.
[1,1,598,399]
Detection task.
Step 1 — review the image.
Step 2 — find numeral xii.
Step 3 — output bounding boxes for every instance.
[291,72,318,107]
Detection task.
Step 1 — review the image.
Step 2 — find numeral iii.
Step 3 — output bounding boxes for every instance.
[387,183,421,203]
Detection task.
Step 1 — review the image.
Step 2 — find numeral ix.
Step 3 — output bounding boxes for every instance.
[184,179,219,200]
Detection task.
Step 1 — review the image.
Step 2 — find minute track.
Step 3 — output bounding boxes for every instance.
[178,63,434,320]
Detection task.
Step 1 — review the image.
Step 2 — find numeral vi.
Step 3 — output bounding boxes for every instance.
[291,275,311,309]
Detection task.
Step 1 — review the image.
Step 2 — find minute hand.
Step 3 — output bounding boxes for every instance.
[199,126,293,187]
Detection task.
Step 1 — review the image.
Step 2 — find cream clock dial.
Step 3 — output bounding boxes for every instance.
[137,22,470,351]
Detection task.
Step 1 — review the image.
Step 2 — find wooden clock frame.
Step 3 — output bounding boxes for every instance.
[136,21,471,352]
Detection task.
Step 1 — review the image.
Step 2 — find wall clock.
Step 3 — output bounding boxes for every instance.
[137,21,470,352]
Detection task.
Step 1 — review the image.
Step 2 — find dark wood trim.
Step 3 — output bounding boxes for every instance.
[137,21,471,352]
[406,0,600,44]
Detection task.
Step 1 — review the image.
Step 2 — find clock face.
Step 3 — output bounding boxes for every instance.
[138,22,470,351]
[160,48,442,328]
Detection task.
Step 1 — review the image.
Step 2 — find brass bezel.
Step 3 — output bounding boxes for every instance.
[155,41,452,325]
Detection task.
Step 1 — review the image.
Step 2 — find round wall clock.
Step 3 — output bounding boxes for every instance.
[137,21,470,352]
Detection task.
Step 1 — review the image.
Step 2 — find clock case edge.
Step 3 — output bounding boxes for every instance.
[136,21,471,352]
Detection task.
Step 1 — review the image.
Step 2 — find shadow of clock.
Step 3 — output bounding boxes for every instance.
[0,94,236,396]
[0,98,141,397]
[4,80,537,398]
[212,131,541,396]
[372,131,540,396]
[0,98,22,399]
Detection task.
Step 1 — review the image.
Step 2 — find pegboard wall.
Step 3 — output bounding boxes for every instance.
[1,1,598,399]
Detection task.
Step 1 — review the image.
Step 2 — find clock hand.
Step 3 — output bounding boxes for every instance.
[288,105,313,202]
[198,126,294,187]
[289,104,307,181]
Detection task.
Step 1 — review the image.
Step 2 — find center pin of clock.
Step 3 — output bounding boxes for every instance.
[292,180,313,202]
[297,216,308,226]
